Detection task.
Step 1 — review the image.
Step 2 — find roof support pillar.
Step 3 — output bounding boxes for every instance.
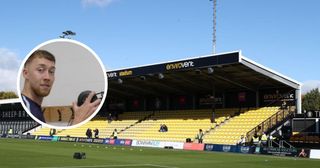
[192,96,196,110]
[296,87,301,114]
[166,96,170,110]
[222,92,226,108]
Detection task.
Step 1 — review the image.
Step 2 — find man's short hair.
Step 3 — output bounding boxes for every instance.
[25,50,55,67]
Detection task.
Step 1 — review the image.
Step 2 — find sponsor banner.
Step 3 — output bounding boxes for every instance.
[107,52,239,79]
[161,141,184,149]
[205,144,255,154]
[310,149,320,159]
[104,138,116,145]
[52,136,59,142]
[260,147,298,156]
[222,145,234,152]
[77,137,93,143]
[132,140,162,148]
[238,146,255,154]
[7,134,20,138]
[204,144,215,151]
[183,143,205,151]
[166,61,194,71]
[37,136,53,141]
[92,138,104,144]
[21,135,36,139]
[260,89,295,106]
[199,95,223,105]
[254,146,261,154]
[59,136,77,142]
[114,139,132,146]
[204,144,236,152]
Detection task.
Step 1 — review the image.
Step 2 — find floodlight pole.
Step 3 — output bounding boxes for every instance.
[211,0,217,54]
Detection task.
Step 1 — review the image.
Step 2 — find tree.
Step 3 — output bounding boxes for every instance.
[302,88,320,111]
[0,91,18,99]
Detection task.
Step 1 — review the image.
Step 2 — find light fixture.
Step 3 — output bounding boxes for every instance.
[117,78,123,84]
[208,67,214,74]
[158,73,164,79]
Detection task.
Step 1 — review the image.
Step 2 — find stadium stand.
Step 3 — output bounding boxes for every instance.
[116,109,213,142]
[4,51,307,153]
[32,106,292,146]
[32,111,154,137]
[0,120,38,135]
[32,108,244,143]
[0,99,39,137]
[143,109,237,142]
[204,107,280,144]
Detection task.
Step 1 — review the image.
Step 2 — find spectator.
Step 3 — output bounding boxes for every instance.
[159,124,168,132]
[108,113,112,123]
[252,133,260,146]
[298,148,307,157]
[49,128,54,136]
[256,126,263,137]
[237,135,246,146]
[195,129,204,143]
[159,124,164,132]
[211,111,215,123]
[268,134,276,145]
[281,100,288,110]
[8,128,13,135]
[261,132,268,147]
[93,128,99,138]
[163,124,168,132]
[86,128,92,138]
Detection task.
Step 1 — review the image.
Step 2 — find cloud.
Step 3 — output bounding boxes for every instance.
[302,80,320,94]
[81,0,117,8]
[0,48,21,92]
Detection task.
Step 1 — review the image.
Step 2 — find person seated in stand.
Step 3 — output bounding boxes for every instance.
[163,124,168,132]
[237,135,246,146]
[159,124,165,132]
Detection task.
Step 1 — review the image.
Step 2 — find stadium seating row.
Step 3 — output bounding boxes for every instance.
[32,107,283,145]
[0,120,38,135]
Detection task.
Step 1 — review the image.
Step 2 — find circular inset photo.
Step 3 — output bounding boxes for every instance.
[17,39,107,129]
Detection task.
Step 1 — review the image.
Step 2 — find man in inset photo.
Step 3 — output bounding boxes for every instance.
[21,50,101,125]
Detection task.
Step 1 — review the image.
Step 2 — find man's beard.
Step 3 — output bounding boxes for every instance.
[33,86,51,97]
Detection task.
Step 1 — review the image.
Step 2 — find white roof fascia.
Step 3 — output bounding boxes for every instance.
[239,54,301,89]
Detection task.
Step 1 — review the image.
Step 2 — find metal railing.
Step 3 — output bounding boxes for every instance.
[246,106,295,142]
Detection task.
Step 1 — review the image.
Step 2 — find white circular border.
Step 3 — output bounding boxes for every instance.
[17,38,108,129]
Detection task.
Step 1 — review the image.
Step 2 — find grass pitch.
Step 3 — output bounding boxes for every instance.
[0,138,318,168]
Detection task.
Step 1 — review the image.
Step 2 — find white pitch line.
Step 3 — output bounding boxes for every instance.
[38,164,146,168]
[38,163,180,168]
[145,164,180,168]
